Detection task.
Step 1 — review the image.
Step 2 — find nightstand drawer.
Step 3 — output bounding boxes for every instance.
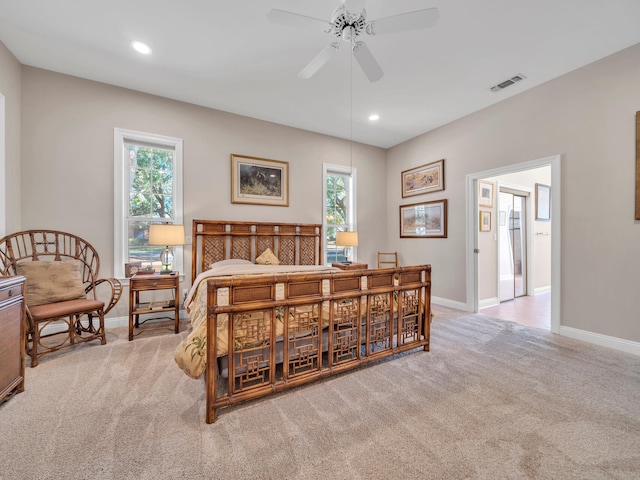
[131,275,177,290]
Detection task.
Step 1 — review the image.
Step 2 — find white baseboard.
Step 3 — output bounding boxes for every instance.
[559,326,640,357]
[534,285,551,295]
[479,297,499,309]
[431,296,470,312]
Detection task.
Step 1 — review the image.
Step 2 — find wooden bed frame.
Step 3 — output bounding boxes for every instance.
[191,220,431,423]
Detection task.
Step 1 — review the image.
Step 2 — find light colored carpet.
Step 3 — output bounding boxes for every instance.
[1,308,639,479]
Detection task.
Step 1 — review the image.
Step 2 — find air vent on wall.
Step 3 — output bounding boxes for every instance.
[490,74,526,92]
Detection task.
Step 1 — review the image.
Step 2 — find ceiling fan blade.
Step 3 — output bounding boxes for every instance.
[352,41,383,82]
[267,9,331,31]
[368,7,439,35]
[298,43,340,79]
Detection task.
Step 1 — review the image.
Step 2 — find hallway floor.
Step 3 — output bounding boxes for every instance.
[480,292,551,329]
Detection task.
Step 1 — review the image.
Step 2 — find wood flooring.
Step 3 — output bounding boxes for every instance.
[480,292,551,329]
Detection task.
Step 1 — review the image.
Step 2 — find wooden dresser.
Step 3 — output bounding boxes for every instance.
[0,276,26,403]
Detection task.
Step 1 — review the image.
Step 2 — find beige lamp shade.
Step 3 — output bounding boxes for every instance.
[149,224,185,246]
[336,231,358,247]
[148,224,185,273]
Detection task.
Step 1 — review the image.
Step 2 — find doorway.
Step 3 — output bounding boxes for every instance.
[498,190,527,302]
[465,155,560,334]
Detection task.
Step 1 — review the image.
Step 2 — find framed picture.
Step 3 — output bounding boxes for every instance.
[479,211,491,232]
[401,159,444,198]
[400,199,447,238]
[535,183,551,221]
[231,154,289,206]
[478,180,494,207]
[124,262,142,278]
[635,111,640,219]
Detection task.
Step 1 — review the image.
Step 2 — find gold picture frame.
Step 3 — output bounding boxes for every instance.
[401,159,445,198]
[635,111,640,219]
[478,180,494,208]
[479,211,491,232]
[231,154,289,206]
[400,199,447,238]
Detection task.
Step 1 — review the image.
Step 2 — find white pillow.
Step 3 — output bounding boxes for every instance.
[209,258,253,269]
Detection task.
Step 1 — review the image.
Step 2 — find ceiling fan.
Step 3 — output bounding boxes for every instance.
[267,0,439,82]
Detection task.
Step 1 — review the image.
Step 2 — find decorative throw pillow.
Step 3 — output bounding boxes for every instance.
[255,248,280,265]
[16,260,87,307]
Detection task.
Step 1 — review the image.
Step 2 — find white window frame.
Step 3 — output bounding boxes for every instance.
[322,163,357,265]
[113,128,184,280]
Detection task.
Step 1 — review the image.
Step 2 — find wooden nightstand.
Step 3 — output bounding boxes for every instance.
[128,272,180,341]
[332,262,368,271]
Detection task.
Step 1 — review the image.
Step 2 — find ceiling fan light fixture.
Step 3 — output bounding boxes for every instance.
[268,3,439,82]
[130,40,152,55]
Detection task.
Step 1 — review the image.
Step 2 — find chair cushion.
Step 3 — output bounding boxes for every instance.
[16,260,87,307]
[29,298,104,321]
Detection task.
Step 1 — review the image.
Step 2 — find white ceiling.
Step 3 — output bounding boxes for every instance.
[1,0,640,149]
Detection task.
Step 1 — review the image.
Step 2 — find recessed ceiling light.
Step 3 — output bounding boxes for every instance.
[369,114,380,121]
[130,40,152,55]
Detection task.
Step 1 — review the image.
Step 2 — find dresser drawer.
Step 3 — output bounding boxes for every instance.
[0,281,23,303]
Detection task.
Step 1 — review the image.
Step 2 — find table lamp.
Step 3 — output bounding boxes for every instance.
[148,224,185,274]
[336,231,358,264]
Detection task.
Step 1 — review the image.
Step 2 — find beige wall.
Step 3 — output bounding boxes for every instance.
[0,41,21,235]
[19,67,388,318]
[10,40,640,344]
[387,42,640,342]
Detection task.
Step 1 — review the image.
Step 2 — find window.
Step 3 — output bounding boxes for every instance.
[323,163,357,265]
[114,129,183,278]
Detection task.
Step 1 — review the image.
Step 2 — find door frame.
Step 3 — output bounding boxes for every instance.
[465,154,561,333]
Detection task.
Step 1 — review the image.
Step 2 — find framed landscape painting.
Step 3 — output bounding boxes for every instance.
[401,159,444,198]
[400,199,448,238]
[231,154,289,206]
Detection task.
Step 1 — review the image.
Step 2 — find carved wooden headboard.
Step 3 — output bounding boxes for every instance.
[191,220,323,280]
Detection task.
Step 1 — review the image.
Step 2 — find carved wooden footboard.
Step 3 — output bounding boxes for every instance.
[204,265,431,423]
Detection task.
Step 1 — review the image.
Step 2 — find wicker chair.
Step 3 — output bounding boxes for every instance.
[0,230,123,367]
[377,251,398,269]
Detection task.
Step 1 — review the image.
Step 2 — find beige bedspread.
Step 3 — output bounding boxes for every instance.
[174,263,339,379]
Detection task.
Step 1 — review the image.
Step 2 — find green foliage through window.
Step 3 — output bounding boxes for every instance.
[325,171,352,264]
[125,143,176,265]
